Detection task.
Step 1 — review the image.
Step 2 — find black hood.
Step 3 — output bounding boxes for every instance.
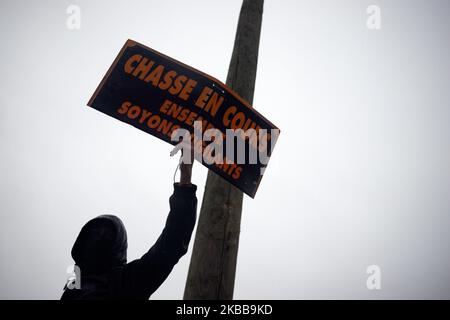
[71,215,128,274]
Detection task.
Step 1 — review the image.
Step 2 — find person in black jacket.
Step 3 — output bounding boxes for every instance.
[61,159,196,300]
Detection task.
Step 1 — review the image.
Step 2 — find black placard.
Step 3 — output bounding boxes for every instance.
[88,40,279,198]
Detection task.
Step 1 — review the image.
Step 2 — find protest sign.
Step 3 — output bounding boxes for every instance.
[88,40,279,197]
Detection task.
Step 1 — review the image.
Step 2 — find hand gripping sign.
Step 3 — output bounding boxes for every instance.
[88,40,280,198]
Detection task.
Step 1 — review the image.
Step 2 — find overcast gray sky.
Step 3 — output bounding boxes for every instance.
[0,0,449,299]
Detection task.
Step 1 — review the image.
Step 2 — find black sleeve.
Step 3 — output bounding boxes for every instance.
[115,183,197,299]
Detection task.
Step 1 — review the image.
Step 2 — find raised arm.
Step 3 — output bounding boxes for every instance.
[116,161,197,299]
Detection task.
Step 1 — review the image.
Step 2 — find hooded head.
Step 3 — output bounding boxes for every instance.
[71,215,128,274]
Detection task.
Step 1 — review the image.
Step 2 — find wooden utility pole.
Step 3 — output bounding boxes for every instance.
[184,0,264,300]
